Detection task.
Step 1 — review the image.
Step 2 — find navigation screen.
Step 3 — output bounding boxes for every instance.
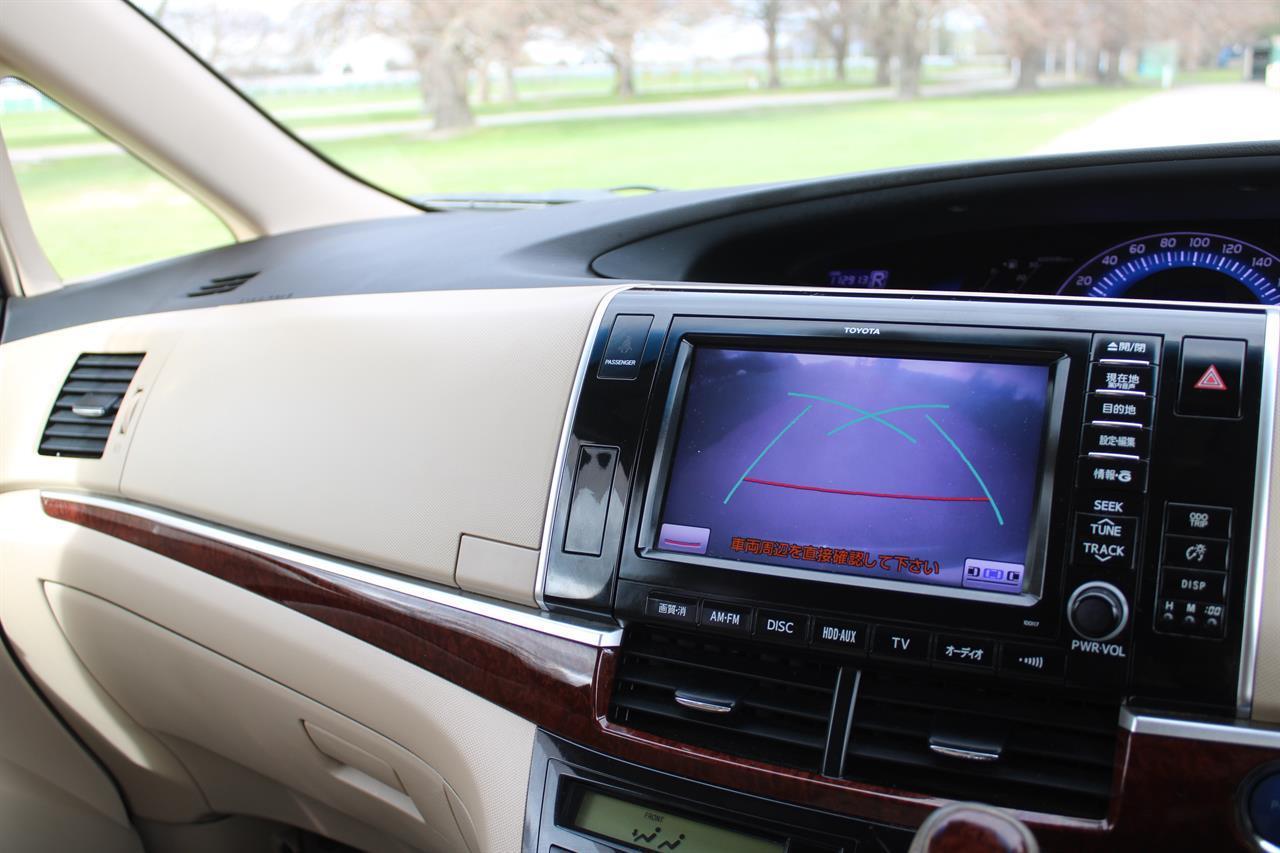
[655,347,1052,596]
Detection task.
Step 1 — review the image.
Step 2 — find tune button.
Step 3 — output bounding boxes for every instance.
[1067,582,1129,642]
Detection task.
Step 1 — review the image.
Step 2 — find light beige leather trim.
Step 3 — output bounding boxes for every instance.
[0,120,60,296]
[45,583,471,853]
[120,286,614,600]
[0,622,142,853]
[1,489,535,850]
[0,312,177,495]
[456,534,539,607]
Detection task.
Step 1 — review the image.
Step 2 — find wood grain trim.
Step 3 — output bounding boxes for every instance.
[42,495,1276,851]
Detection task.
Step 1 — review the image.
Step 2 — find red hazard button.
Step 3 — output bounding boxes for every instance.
[1178,337,1245,419]
[1193,364,1228,392]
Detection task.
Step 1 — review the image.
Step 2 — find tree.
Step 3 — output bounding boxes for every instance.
[753,0,786,88]
[868,0,899,86]
[567,0,676,98]
[895,0,940,99]
[976,0,1055,90]
[806,0,858,81]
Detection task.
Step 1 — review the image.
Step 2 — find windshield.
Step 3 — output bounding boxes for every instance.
[141,0,1279,201]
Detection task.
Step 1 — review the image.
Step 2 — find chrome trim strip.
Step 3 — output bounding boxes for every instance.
[1122,708,1280,750]
[1240,308,1279,716]
[42,490,623,648]
[629,281,1276,314]
[674,692,735,714]
[534,286,625,609]
[928,743,1001,762]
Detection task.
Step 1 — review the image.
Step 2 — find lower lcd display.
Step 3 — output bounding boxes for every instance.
[655,346,1052,596]
[569,787,784,853]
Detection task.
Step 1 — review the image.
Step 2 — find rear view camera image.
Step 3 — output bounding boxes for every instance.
[656,347,1051,595]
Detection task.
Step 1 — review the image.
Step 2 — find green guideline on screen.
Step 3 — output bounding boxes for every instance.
[570,789,784,852]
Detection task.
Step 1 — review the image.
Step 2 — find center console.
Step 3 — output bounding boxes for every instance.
[533,287,1275,850]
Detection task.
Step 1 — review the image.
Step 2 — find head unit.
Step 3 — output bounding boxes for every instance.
[543,288,1273,715]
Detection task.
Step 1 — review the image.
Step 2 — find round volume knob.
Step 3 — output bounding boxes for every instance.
[1067,582,1129,641]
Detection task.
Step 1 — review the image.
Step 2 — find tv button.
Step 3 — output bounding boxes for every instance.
[756,610,810,646]
[699,601,753,634]
[1001,644,1065,679]
[871,626,930,662]
[811,618,867,654]
[934,635,994,669]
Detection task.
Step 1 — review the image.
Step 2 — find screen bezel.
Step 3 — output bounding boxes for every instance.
[637,333,1070,608]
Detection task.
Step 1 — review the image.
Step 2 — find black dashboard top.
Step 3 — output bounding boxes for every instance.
[3,141,1278,343]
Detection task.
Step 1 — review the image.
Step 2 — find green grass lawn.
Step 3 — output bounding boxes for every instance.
[10,85,1149,281]
[318,86,1149,196]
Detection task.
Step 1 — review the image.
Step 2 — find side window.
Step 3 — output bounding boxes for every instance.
[0,78,233,282]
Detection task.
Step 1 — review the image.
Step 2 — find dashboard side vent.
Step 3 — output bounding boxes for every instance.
[609,625,839,771]
[844,669,1117,819]
[38,353,144,458]
[188,272,256,297]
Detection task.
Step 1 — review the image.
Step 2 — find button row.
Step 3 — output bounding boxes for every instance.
[1154,598,1226,638]
[644,593,1064,679]
[1154,503,1233,639]
[1072,334,1161,581]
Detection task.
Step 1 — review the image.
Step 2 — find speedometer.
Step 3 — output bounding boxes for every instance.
[1058,232,1280,304]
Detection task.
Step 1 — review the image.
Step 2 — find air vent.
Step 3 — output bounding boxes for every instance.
[610,626,1119,819]
[38,353,144,458]
[609,625,839,771]
[188,272,256,297]
[844,669,1117,818]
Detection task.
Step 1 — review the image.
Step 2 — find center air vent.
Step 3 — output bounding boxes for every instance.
[38,353,144,458]
[610,625,839,771]
[188,272,256,297]
[609,625,1118,818]
[844,668,1117,819]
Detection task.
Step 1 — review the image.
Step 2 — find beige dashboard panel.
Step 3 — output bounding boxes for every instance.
[0,489,536,851]
[120,286,614,595]
[0,313,176,494]
[45,583,471,853]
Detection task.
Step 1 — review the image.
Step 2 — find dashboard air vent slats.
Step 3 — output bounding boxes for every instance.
[609,625,838,771]
[844,669,1117,819]
[188,272,257,297]
[38,353,144,458]
[610,626,1119,820]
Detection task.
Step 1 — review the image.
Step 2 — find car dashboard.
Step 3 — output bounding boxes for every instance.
[2,143,1280,853]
